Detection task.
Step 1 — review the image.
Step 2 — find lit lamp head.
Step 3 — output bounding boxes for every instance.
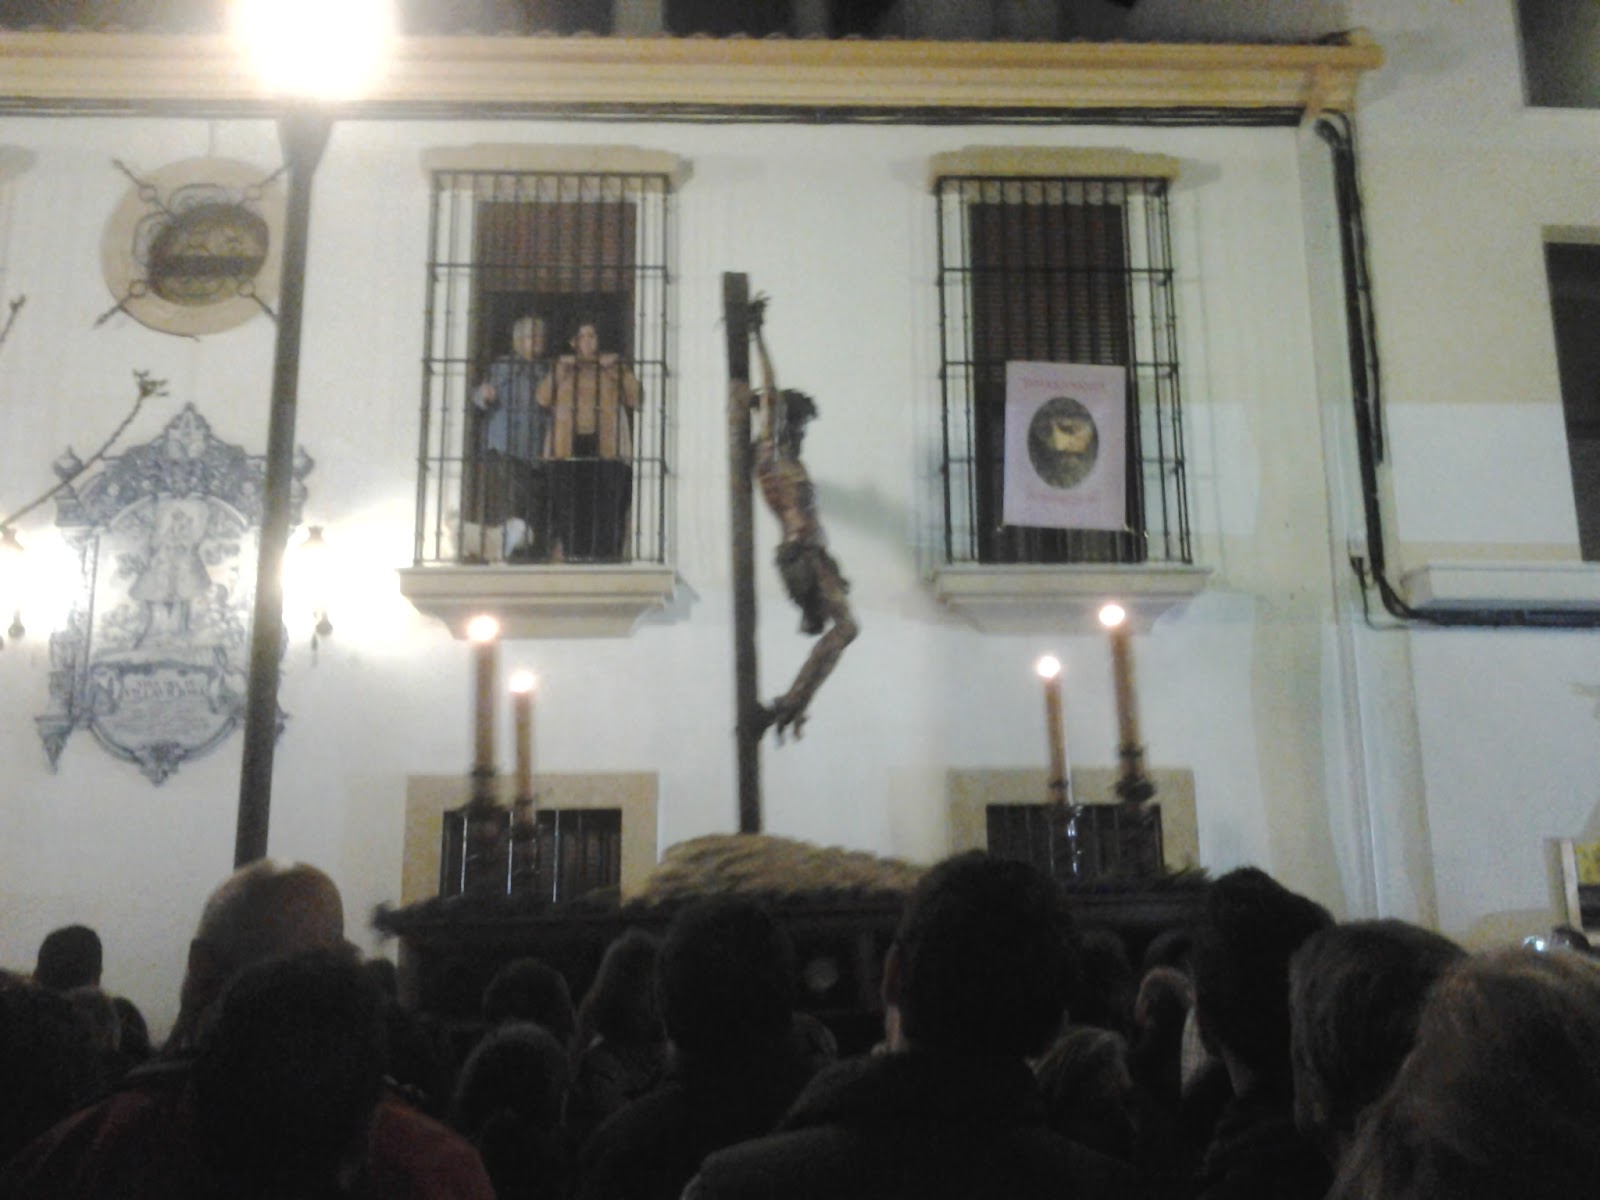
[288,524,333,642]
[232,0,396,101]
[509,670,536,697]
[1036,654,1063,682]
[1098,602,1128,631]
[467,613,501,644]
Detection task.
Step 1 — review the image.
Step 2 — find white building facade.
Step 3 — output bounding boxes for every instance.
[0,1,1596,1035]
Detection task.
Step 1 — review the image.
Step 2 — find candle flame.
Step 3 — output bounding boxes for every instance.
[1036,655,1062,680]
[1098,602,1128,630]
[466,614,500,643]
[509,670,536,695]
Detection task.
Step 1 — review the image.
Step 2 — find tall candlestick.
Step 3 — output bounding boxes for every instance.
[1036,655,1069,802]
[466,614,500,787]
[510,670,535,801]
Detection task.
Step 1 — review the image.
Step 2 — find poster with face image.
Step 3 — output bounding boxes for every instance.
[1002,361,1127,532]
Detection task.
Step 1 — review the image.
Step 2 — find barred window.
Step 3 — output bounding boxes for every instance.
[415,165,672,567]
[935,164,1190,567]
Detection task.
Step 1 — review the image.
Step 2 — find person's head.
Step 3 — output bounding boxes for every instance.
[1140,927,1195,975]
[482,957,575,1042]
[452,1021,569,1137]
[193,949,384,1196]
[452,1022,571,1200]
[512,315,546,360]
[577,928,664,1048]
[1289,919,1465,1161]
[1034,1026,1137,1161]
[1070,927,1135,1036]
[775,389,817,455]
[886,851,1076,1058]
[171,860,346,1053]
[1133,965,1193,1038]
[1192,866,1332,1089]
[34,924,102,991]
[658,896,795,1061]
[1329,949,1600,1200]
[112,995,152,1066]
[570,321,600,360]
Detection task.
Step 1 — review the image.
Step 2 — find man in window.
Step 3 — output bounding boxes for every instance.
[537,319,640,561]
[466,314,550,562]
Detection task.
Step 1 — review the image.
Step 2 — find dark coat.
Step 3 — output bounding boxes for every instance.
[1193,1085,1330,1200]
[573,1045,813,1200]
[0,1062,493,1200]
[684,1052,1150,1200]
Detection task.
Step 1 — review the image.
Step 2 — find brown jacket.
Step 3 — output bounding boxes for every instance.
[536,355,640,460]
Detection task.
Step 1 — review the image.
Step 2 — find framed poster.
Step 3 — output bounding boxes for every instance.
[1002,361,1127,532]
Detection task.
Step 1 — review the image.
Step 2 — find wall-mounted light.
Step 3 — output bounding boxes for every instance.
[0,526,25,644]
[289,523,334,657]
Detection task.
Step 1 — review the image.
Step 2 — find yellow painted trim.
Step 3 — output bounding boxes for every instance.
[928,146,1181,187]
[0,31,1382,116]
[420,143,693,188]
[1394,543,1582,565]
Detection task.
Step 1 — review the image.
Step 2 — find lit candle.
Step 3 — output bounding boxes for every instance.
[1098,603,1139,753]
[466,614,500,779]
[510,670,536,801]
[1036,655,1068,801]
[1099,602,1154,802]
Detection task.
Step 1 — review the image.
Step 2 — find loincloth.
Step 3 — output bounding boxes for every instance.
[775,541,849,636]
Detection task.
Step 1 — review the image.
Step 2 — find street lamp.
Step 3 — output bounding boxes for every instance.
[232,1,394,867]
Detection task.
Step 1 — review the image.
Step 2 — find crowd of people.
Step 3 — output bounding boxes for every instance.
[2,851,1599,1198]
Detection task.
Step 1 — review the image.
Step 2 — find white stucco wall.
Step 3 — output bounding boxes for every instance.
[0,111,1358,1035]
[1349,0,1600,943]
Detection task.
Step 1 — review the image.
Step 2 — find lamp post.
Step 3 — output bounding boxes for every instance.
[232,1,393,867]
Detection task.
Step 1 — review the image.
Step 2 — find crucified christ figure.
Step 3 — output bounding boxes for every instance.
[749,296,859,742]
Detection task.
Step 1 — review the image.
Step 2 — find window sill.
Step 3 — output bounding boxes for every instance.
[931,564,1211,633]
[1400,562,1600,612]
[398,564,679,639]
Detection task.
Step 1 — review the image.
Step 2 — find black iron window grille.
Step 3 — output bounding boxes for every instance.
[935,173,1190,566]
[415,169,672,567]
[529,807,623,903]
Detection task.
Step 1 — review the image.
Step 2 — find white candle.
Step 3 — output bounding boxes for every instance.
[1036,655,1068,798]
[510,671,536,800]
[1098,603,1140,755]
[466,614,500,777]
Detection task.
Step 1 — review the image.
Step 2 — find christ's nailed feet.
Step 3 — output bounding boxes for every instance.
[758,698,807,744]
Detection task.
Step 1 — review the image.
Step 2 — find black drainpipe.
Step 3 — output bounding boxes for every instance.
[1316,113,1600,630]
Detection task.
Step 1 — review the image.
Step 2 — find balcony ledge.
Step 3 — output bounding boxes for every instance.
[1400,561,1600,612]
[931,563,1212,633]
[398,564,679,639]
